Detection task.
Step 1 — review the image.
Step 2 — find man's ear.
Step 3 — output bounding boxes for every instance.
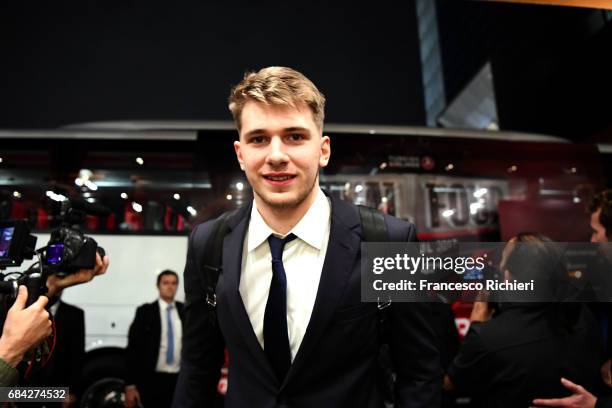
[234,140,245,171]
[319,135,331,168]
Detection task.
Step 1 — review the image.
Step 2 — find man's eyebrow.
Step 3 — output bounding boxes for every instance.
[243,127,310,138]
[243,129,266,138]
[284,127,309,133]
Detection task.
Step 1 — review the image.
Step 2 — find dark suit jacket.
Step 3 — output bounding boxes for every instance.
[126,300,184,390]
[23,301,85,394]
[173,195,442,408]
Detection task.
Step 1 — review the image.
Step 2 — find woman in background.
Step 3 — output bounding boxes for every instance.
[445,233,607,407]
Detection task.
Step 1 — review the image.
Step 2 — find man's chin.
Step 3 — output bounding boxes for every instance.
[258,191,302,209]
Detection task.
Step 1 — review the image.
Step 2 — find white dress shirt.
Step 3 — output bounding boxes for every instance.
[155,298,182,373]
[239,188,331,361]
[49,299,60,317]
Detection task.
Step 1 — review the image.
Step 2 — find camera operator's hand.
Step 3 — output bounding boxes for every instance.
[124,385,141,408]
[470,290,495,322]
[470,301,494,322]
[46,253,110,298]
[0,285,52,368]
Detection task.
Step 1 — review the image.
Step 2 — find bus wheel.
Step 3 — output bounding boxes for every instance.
[81,377,124,408]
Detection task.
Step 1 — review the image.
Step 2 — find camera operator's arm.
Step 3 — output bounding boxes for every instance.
[0,286,52,386]
[46,253,109,298]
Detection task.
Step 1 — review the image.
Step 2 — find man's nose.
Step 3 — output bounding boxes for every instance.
[266,136,289,165]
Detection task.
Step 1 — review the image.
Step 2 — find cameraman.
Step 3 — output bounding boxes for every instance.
[0,253,109,387]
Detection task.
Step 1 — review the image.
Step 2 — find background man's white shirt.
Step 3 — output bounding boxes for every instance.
[156,298,182,373]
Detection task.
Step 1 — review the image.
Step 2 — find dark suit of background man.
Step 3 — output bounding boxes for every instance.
[172,66,442,408]
[20,292,85,407]
[125,270,184,408]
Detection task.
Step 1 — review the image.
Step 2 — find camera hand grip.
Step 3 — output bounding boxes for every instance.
[25,275,43,307]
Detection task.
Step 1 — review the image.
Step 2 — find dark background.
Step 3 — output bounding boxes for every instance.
[436,0,612,142]
[0,1,425,128]
[0,1,611,142]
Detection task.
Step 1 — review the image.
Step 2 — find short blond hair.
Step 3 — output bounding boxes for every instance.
[228,66,326,131]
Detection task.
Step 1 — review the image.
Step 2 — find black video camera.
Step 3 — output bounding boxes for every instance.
[0,198,107,306]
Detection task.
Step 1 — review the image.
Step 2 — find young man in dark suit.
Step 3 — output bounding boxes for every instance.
[173,67,442,408]
[125,270,184,408]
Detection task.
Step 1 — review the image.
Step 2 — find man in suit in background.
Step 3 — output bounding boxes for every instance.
[173,66,442,408]
[125,270,184,408]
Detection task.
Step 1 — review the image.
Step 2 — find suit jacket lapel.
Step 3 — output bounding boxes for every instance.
[282,195,361,388]
[152,301,162,351]
[222,204,277,380]
[177,302,185,322]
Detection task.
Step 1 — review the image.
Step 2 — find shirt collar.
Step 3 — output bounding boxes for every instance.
[247,188,330,252]
[158,298,175,309]
[49,300,60,317]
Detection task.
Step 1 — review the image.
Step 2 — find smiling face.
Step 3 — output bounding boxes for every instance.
[234,100,330,214]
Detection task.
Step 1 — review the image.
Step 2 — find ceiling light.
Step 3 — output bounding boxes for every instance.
[84,180,98,191]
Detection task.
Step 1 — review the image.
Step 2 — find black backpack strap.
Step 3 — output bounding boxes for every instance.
[357,205,389,242]
[202,210,238,310]
[357,205,392,310]
[358,205,394,403]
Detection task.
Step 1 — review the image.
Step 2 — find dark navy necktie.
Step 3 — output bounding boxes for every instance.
[264,233,297,381]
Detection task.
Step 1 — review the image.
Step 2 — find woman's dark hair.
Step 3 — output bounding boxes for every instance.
[504,232,560,294]
[503,233,579,328]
